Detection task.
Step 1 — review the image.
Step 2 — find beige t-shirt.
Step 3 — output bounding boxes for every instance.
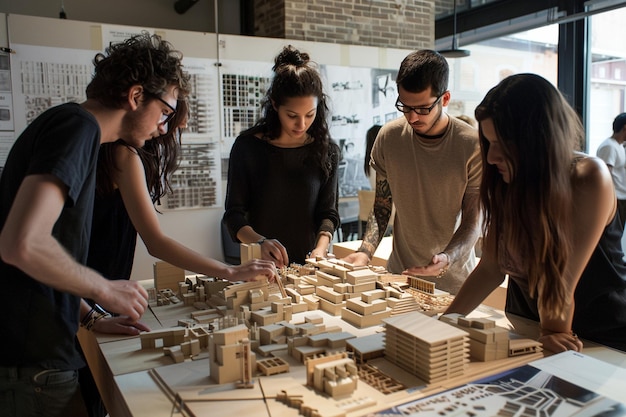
[371,115,481,294]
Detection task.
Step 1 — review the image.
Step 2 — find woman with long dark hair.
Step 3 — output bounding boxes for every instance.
[445,73,626,353]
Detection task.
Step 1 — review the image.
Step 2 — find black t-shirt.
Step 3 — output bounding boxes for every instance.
[223,133,340,264]
[0,103,100,369]
[87,188,138,281]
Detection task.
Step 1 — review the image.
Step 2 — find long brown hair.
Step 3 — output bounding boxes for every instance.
[475,73,584,319]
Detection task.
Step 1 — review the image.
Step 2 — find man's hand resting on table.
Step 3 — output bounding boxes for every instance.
[341,251,370,266]
[92,316,151,336]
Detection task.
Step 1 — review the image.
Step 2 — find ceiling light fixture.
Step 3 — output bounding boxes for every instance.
[438,0,470,58]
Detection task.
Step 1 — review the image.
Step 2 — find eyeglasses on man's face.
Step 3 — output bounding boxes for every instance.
[144,91,177,126]
[395,93,444,116]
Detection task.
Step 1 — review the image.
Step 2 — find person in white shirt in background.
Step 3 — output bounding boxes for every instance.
[596,112,626,230]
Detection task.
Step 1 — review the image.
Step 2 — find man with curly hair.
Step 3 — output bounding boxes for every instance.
[0,32,189,416]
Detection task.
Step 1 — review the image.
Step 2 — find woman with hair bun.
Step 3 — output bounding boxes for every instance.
[223,45,340,266]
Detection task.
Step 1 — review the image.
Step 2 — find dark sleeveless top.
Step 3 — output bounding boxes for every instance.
[86,189,137,280]
[506,211,626,351]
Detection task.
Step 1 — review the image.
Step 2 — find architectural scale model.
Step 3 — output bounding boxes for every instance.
[139,248,543,417]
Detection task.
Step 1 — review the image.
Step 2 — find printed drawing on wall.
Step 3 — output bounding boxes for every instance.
[8,41,223,212]
[160,57,222,211]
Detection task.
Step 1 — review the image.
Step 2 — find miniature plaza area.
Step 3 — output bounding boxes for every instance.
[79,247,626,417]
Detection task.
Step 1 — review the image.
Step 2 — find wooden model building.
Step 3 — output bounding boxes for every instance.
[208,323,256,385]
[440,313,543,361]
[306,352,359,398]
[383,311,470,383]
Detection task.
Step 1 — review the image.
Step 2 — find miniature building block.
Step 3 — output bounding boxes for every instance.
[257,357,290,376]
[250,309,279,326]
[407,275,436,294]
[436,314,516,361]
[201,278,231,296]
[360,289,387,303]
[140,327,186,349]
[256,343,289,357]
[153,261,185,291]
[471,318,496,329]
[385,294,421,316]
[345,298,388,316]
[298,322,326,336]
[292,345,327,363]
[509,338,543,356]
[297,283,316,295]
[352,282,377,294]
[188,326,210,348]
[305,314,324,324]
[164,345,185,363]
[259,323,285,345]
[349,335,384,364]
[346,269,378,285]
[325,332,356,349]
[341,306,391,328]
[333,283,351,294]
[211,324,249,345]
[314,271,342,287]
[318,298,346,316]
[316,286,344,304]
[301,294,319,310]
[209,326,257,385]
[181,292,196,306]
[313,358,358,398]
[240,242,261,263]
[308,333,331,347]
[285,287,302,303]
[383,312,469,383]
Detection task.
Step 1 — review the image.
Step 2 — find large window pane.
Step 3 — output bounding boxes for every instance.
[588,7,626,156]
[446,25,559,125]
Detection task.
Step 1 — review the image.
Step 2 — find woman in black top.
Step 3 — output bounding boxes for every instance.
[223,45,340,266]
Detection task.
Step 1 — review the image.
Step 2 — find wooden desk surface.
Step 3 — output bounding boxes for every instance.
[80,300,626,417]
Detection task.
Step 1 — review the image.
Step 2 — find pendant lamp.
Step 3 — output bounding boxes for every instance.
[438,0,470,58]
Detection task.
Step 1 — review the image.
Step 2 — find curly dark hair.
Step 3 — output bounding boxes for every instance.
[96,99,189,204]
[86,31,190,107]
[242,45,335,178]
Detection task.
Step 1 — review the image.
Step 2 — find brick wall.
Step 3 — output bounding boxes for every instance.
[254,0,435,50]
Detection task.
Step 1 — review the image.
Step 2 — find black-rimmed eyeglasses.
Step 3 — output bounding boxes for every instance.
[145,92,177,126]
[395,94,444,116]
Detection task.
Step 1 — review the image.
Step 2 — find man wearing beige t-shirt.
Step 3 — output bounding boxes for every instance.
[342,50,482,294]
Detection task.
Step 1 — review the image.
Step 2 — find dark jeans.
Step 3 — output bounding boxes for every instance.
[0,366,85,417]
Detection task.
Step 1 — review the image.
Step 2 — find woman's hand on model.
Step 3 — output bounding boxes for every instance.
[341,251,370,266]
[539,331,583,353]
[259,238,289,268]
[231,259,278,282]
